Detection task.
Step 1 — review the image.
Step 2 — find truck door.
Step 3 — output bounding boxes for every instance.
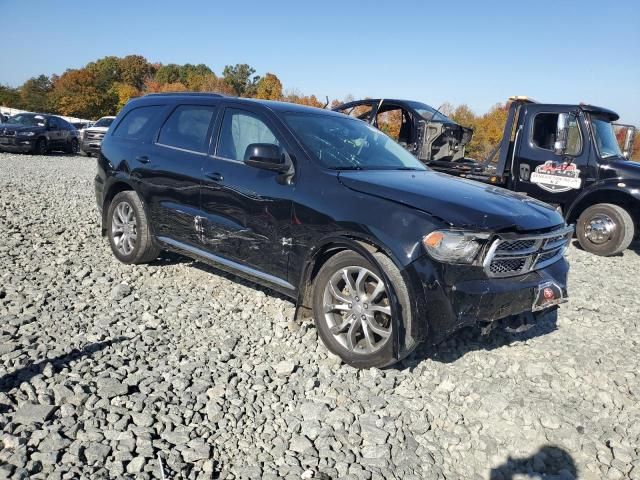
[512,105,596,211]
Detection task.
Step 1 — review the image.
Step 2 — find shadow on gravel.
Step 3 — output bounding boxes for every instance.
[0,337,125,394]
[489,445,577,479]
[149,251,194,267]
[401,309,559,367]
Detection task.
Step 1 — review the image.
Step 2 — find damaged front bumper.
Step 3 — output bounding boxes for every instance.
[403,254,569,344]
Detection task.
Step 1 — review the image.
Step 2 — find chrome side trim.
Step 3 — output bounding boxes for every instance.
[157,236,295,291]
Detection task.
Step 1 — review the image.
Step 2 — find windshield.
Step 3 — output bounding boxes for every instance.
[6,114,46,127]
[284,113,427,170]
[94,117,114,128]
[405,101,451,122]
[591,116,623,159]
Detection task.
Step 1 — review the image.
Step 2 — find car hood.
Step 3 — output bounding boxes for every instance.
[85,126,109,133]
[337,169,564,231]
[0,124,45,133]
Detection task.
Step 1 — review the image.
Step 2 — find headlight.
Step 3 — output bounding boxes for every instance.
[17,131,36,137]
[422,230,488,264]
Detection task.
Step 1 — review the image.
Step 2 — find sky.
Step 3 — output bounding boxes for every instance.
[1,0,639,124]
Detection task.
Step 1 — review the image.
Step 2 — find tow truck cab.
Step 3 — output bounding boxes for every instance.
[334,98,639,257]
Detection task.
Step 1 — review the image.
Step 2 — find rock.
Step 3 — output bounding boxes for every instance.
[275,360,296,377]
[182,439,210,462]
[96,378,128,398]
[290,435,314,453]
[84,442,111,464]
[126,456,146,474]
[13,404,57,424]
[131,411,154,427]
[110,283,131,300]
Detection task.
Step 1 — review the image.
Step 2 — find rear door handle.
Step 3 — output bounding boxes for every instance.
[205,172,224,182]
[136,155,150,164]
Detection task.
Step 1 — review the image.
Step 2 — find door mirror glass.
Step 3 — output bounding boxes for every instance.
[553,113,569,155]
[243,143,288,172]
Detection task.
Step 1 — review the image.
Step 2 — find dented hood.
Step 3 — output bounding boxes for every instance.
[338,170,563,231]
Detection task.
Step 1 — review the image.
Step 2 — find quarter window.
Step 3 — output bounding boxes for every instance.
[217,108,280,161]
[158,105,217,153]
[113,105,164,139]
[532,112,582,156]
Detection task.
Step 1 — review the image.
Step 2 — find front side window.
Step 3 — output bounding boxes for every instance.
[158,105,217,153]
[591,116,622,159]
[338,103,375,121]
[48,118,59,129]
[6,114,46,127]
[284,112,426,170]
[217,108,280,161]
[532,112,581,156]
[113,105,164,139]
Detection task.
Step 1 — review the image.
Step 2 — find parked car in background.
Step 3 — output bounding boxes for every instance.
[0,113,79,154]
[95,93,571,368]
[0,112,9,123]
[80,116,115,156]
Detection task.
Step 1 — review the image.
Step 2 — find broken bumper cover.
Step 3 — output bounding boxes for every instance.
[403,254,569,343]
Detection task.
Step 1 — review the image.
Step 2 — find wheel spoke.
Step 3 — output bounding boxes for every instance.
[355,268,368,299]
[370,305,391,316]
[341,269,356,296]
[324,303,350,313]
[365,316,391,338]
[368,281,385,303]
[329,317,353,335]
[328,278,352,304]
[361,321,376,351]
[345,316,361,351]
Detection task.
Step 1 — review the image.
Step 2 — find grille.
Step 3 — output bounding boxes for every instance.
[86,131,105,140]
[484,225,573,278]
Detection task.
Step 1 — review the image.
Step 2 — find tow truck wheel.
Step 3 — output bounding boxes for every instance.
[577,203,634,256]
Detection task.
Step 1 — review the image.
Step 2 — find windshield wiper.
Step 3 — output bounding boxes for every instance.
[333,165,363,170]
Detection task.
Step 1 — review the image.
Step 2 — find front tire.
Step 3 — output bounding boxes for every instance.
[576,203,634,256]
[107,191,160,264]
[33,138,47,155]
[312,250,417,368]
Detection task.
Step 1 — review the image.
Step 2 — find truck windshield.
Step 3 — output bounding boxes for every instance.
[94,117,114,128]
[591,116,623,159]
[284,112,427,171]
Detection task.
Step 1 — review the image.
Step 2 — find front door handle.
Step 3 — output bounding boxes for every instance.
[136,155,150,164]
[205,172,224,182]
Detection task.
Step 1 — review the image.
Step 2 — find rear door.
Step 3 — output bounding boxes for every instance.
[46,117,62,148]
[512,105,595,210]
[142,103,219,247]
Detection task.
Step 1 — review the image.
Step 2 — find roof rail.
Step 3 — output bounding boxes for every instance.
[143,92,226,97]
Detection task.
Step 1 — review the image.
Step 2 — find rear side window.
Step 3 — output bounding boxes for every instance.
[113,105,164,139]
[157,105,217,153]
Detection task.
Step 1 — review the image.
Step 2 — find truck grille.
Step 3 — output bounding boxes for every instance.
[484,225,573,278]
[86,131,105,141]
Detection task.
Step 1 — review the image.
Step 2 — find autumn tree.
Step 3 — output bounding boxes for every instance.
[255,73,283,100]
[0,84,20,107]
[50,69,109,118]
[119,55,155,90]
[18,75,52,112]
[112,82,140,110]
[223,64,260,96]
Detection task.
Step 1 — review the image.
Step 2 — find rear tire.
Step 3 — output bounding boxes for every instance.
[312,250,418,368]
[576,203,634,256]
[67,138,79,155]
[106,191,160,264]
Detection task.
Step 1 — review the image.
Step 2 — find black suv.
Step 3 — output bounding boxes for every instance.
[0,113,79,154]
[95,93,571,368]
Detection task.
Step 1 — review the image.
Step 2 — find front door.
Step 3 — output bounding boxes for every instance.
[199,105,293,283]
[512,105,596,211]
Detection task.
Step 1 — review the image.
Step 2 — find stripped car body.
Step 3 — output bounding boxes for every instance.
[333,99,473,162]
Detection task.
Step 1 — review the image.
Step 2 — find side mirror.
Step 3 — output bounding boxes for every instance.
[553,113,569,155]
[243,143,289,172]
[622,126,636,159]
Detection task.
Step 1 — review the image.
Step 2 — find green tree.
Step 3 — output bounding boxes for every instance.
[154,64,182,85]
[119,55,154,90]
[0,84,20,108]
[222,64,260,96]
[19,75,52,112]
[255,73,283,100]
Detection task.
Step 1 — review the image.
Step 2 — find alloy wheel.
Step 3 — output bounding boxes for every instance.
[111,201,138,255]
[322,266,392,354]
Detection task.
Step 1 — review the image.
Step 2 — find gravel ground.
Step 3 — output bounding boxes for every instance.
[0,152,639,480]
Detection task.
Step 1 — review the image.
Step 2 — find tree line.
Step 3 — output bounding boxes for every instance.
[1,54,638,160]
